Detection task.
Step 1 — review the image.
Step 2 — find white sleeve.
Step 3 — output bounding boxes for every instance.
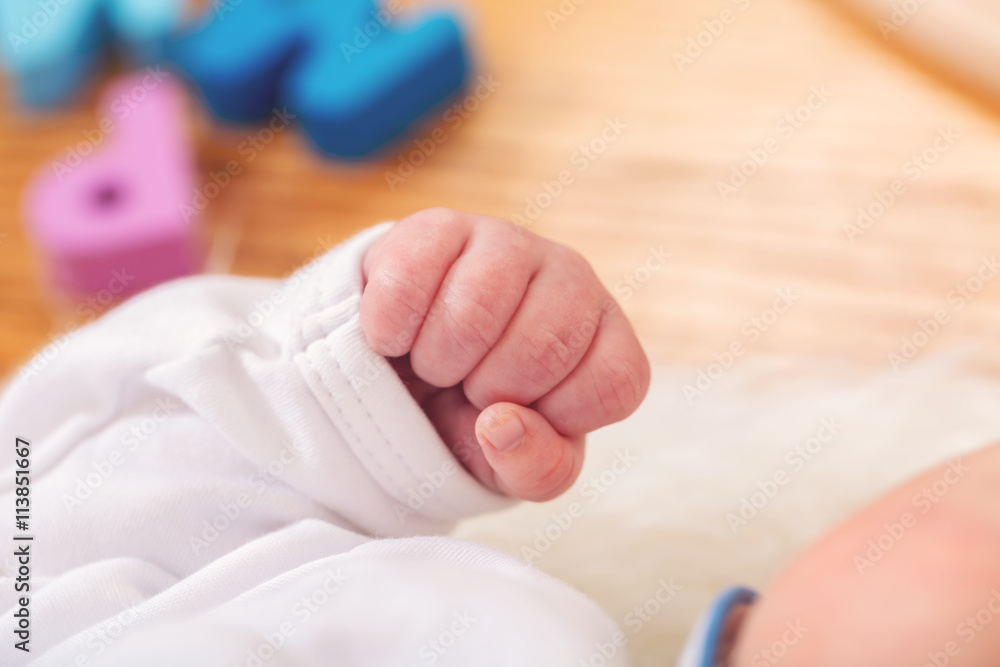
[31,528,631,667]
[0,222,509,585]
[0,224,628,667]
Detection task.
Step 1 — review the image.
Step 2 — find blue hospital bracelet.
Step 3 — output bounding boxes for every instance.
[677,587,758,667]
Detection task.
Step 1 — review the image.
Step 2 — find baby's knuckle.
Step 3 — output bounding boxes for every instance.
[494,231,533,265]
[369,266,430,327]
[491,215,528,240]
[551,243,592,276]
[406,207,464,233]
[593,354,648,420]
[443,297,497,358]
[517,329,577,386]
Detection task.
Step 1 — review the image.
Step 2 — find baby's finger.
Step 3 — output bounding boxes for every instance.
[463,246,605,410]
[423,385,500,494]
[475,402,585,502]
[360,209,471,357]
[410,219,539,388]
[534,304,650,437]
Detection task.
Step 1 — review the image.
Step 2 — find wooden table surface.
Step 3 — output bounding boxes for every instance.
[2,0,1000,381]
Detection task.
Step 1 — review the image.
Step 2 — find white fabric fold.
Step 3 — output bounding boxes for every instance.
[0,224,623,666]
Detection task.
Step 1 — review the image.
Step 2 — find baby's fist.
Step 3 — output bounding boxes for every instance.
[361,209,650,502]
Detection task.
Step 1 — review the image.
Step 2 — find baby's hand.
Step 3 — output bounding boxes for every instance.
[361,209,650,502]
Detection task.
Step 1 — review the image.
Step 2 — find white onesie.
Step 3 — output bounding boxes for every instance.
[0,224,631,666]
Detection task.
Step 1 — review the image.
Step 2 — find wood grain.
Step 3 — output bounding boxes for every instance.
[1,0,1000,382]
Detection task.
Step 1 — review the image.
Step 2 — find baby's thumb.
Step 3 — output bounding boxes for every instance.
[475,402,585,502]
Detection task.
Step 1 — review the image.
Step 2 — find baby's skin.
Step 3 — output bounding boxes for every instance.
[361,208,651,501]
[731,443,1000,667]
[362,208,1000,663]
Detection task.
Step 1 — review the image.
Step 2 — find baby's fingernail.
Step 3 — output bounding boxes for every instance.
[480,411,525,452]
